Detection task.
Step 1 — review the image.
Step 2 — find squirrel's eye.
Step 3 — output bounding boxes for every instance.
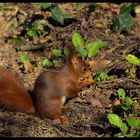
[82,67,87,72]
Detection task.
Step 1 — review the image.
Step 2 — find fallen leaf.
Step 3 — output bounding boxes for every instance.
[23,60,33,73]
[88,59,111,72]
[89,97,103,108]
[114,99,121,106]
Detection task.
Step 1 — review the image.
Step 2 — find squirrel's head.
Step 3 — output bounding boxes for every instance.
[68,51,94,88]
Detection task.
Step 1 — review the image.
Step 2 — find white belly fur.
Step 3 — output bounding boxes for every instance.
[61,96,66,106]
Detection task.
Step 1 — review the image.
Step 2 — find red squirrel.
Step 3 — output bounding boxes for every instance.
[0,51,110,123]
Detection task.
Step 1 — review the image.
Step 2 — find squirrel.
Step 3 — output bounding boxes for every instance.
[0,50,110,123]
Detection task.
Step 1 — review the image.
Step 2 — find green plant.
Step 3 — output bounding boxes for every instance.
[42,58,53,67]
[50,6,70,25]
[32,3,70,25]
[72,32,107,59]
[42,58,61,68]
[52,49,62,57]
[118,88,134,111]
[95,70,112,82]
[20,53,28,63]
[107,113,140,137]
[25,20,46,39]
[112,3,136,32]
[125,54,140,66]
[107,88,140,137]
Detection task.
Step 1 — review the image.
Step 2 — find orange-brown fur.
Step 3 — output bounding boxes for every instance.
[0,66,36,115]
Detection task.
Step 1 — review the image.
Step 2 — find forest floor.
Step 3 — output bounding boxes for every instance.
[0,3,139,137]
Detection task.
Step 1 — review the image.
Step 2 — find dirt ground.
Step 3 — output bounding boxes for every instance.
[0,3,139,137]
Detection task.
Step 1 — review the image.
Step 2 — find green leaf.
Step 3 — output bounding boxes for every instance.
[75,46,87,58]
[20,54,28,63]
[27,29,38,38]
[120,122,128,134]
[121,104,129,111]
[52,60,61,67]
[133,100,139,108]
[125,54,140,66]
[72,32,84,48]
[114,132,124,137]
[125,133,135,137]
[64,47,70,56]
[118,88,126,100]
[32,3,52,9]
[126,116,140,128]
[34,20,44,31]
[42,58,53,67]
[94,40,107,49]
[125,96,133,107]
[120,3,136,16]
[88,3,97,12]
[86,42,99,58]
[52,49,62,57]
[51,6,69,25]
[121,96,133,111]
[112,4,136,31]
[86,40,107,58]
[107,113,123,128]
[96,70,110,82]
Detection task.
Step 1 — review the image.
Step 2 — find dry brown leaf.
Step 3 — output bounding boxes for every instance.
[114,99,120,106]
[89,97,103,108]
[88,59,111,72]
[23,60,33,73]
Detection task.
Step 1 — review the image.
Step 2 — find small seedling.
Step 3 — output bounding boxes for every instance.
[95,70,112,82]
[20,53,28,63]
[26,20,46,39]
[52,49,62,57]
[72,32,107,59]
[125,54,140,66]
[42,58,53,67]
[117,88,133,111]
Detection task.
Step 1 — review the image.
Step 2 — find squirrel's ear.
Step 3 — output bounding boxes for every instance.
[87,59,111,72]
[69,50,80,65]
